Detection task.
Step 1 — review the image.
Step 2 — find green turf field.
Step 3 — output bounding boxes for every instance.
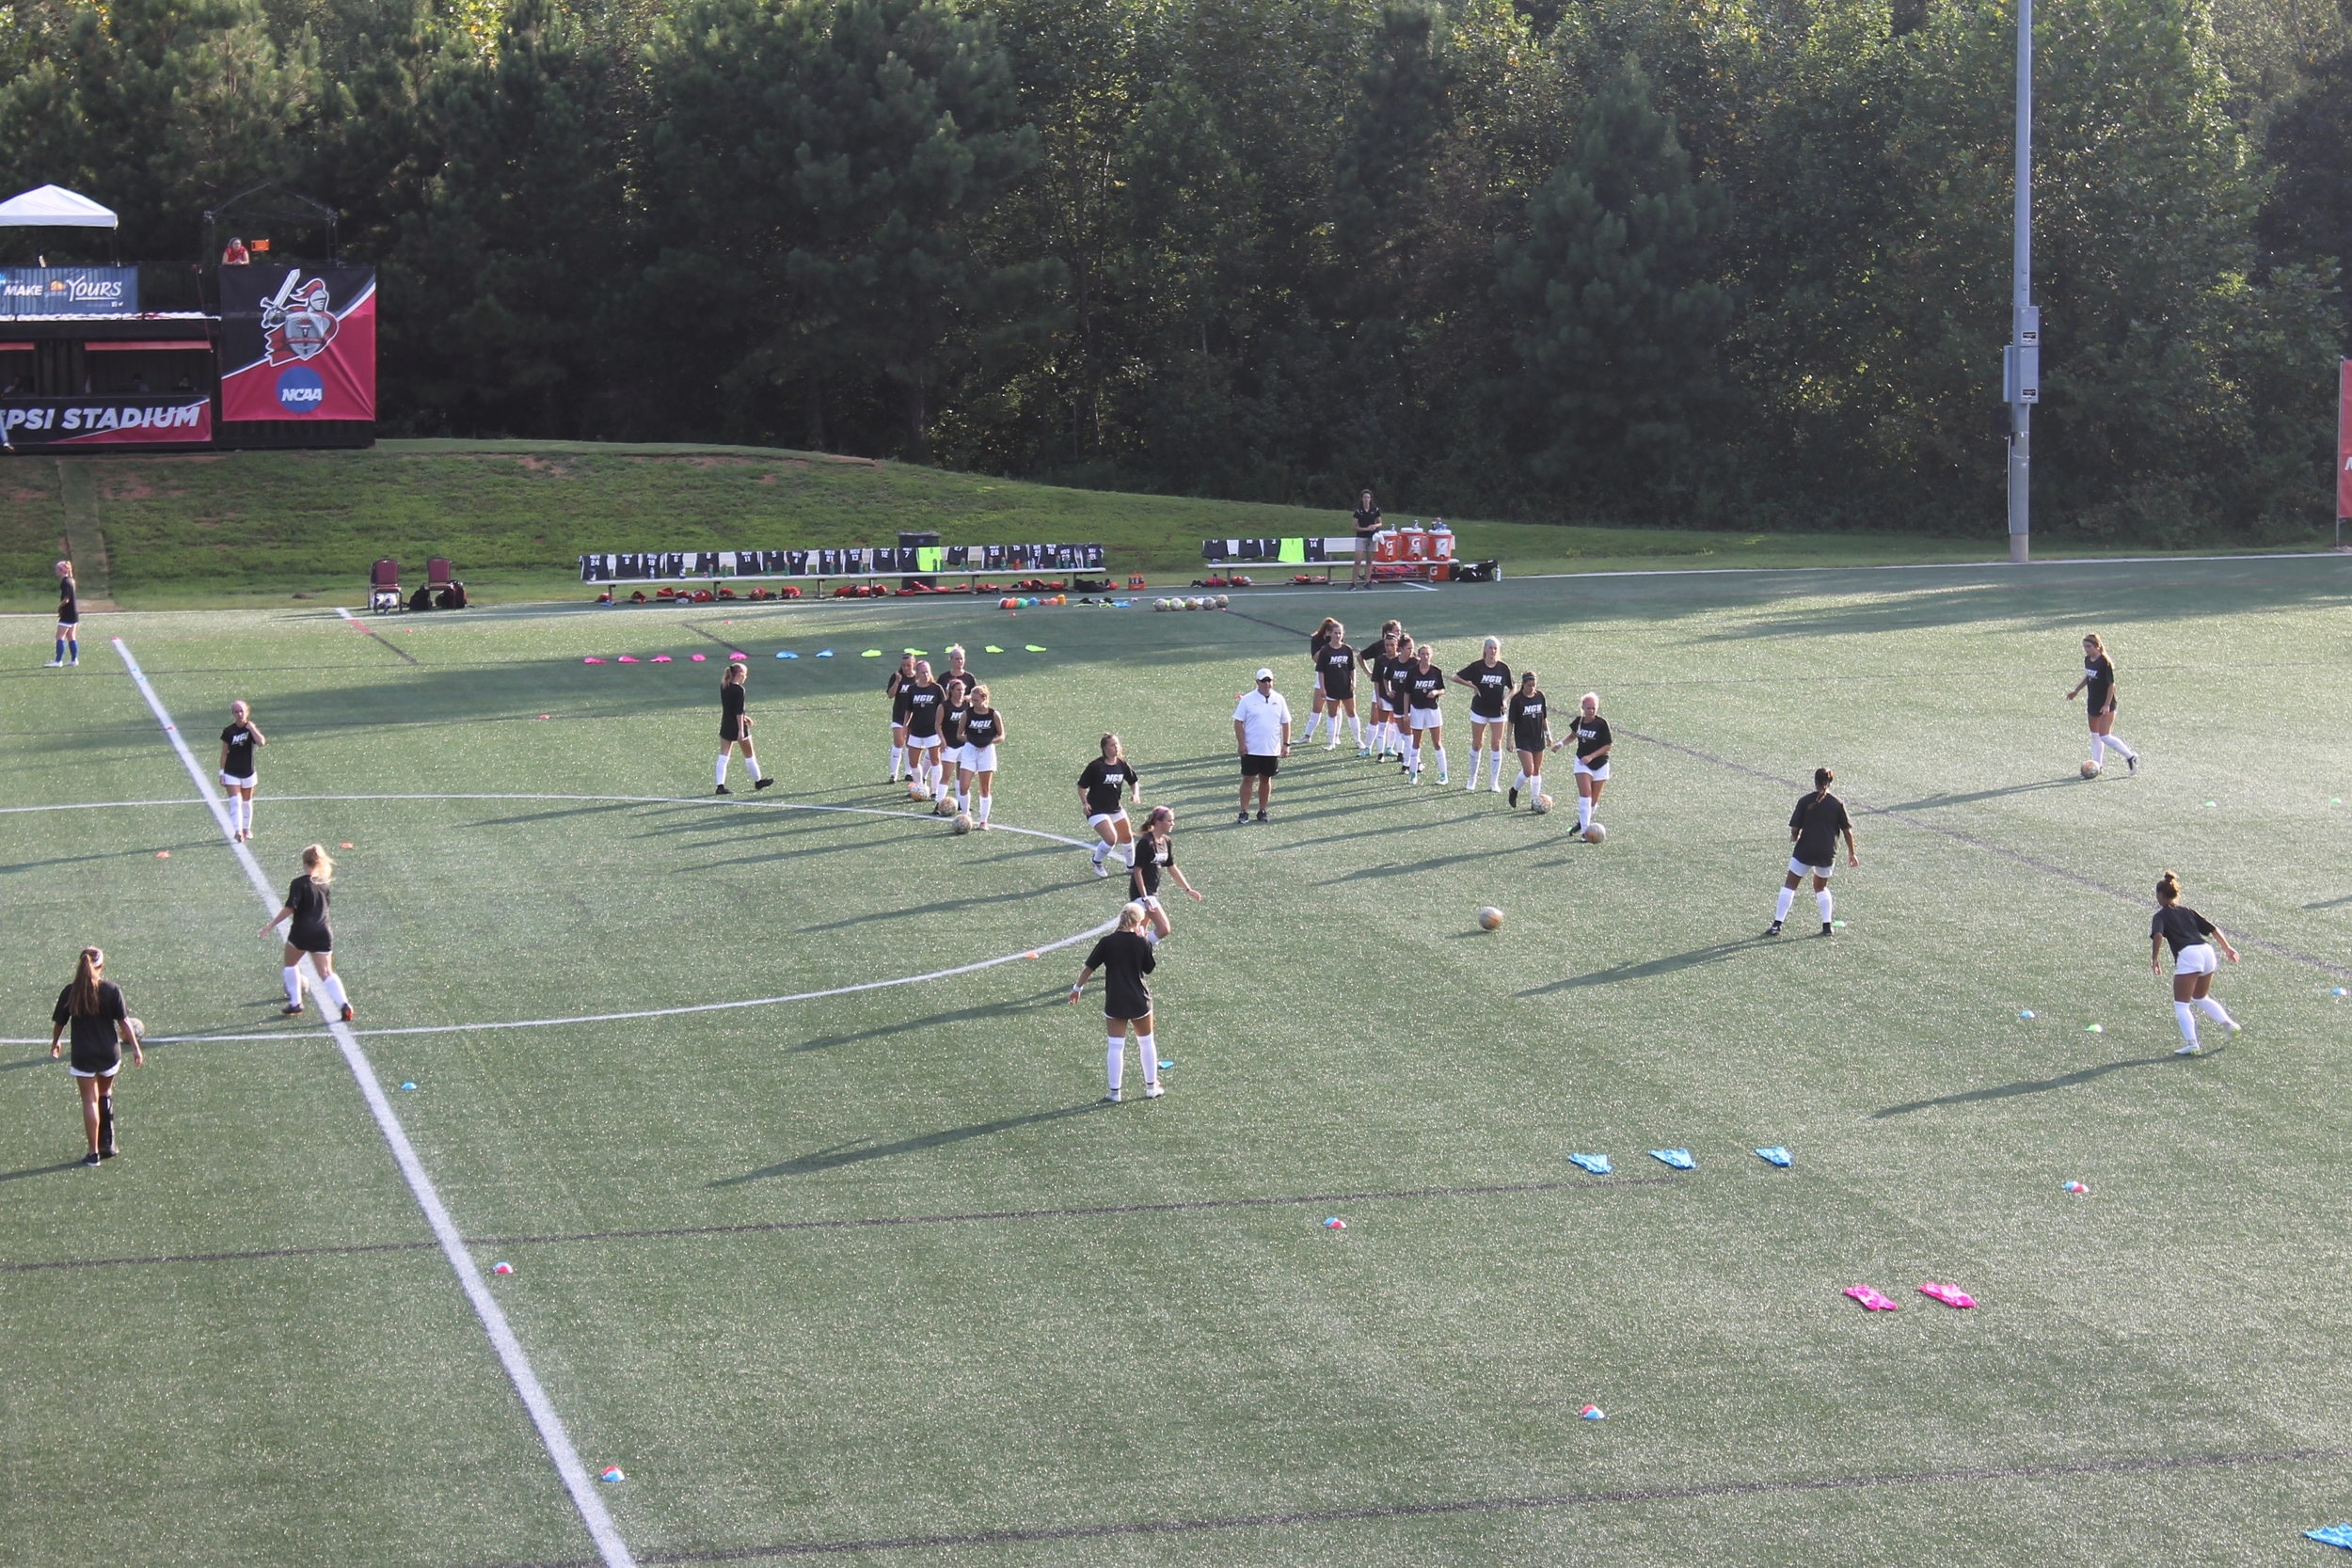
[4,558,2351,1567]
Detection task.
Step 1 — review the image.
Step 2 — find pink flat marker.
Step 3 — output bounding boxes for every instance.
[691,653,707,661]
[651,655,672,662]
[729,652,748,660]
[1844,1285,1901,1312]
[617,655,639,663]
[582,657,604,664]
[1918,1282,1976,1309]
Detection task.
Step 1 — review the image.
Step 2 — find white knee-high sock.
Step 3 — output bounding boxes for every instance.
[1817,890,1834,924]
[1434,746,1448,784]
[2090,735,2106,768]
[1106,1036,1125,1094]
[745,752,763,782]
[1352,716,1364,745]
[1577,794,1593,832]
[2175,1001,2199,1044]
[1304,711,1323,740]
[2106,732,2137,760]
[716,752,730,786]
[317,972,349,1013]
[1408,744,1422,781]
[1138,1032,1158,1086]
[283,965,304,1006]
[243,795,256,834]
[977,794,992,823]
[1773,887,1796,922]
[890,743,904,780]
[2196,996,2234,1026]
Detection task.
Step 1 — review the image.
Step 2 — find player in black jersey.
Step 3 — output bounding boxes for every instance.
[1304,618,1338,745]
[1767,768,1857,936]
[49,946,141,1164]
[262,845,354,1020]
[1555,692,1612,838]
[1359,623,1402,758]
[2065,632,2138,776]
[961,685,1006,828]
[1453,637,1514,794]
[1382,634,1418,768]
[2151,870,2240,1053]
[940,675,973,817]
[941,644,979,697]
[1505,673,1551,807]
[886,653,917,783]
[1310,624,1361,752]
[900,659,950,807]
[1072,902,1162,1101]
[1129,805,1202,942]
[714,663,772,795]
[1077,733,1143,876]
[1405,643,1448,784]
[49,559,78,667]
[217,700,268,842]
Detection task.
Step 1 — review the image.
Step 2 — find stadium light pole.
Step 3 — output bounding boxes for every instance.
[2003,0,2040,563]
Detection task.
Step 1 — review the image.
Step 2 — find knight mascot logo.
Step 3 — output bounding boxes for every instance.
[260,274,339,364]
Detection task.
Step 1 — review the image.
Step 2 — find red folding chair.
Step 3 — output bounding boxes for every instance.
[369,559,402,613]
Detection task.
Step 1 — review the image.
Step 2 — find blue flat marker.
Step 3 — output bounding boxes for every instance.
[1755,1147,1792,1167]
[775,650,798,658]
[1649,1148,1695,1170]
[2306,1525,2352,1549]
[1567,1153,1613,1175]
[815,650,834,657]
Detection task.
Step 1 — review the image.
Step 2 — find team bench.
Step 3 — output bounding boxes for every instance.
[580,544,1116,600]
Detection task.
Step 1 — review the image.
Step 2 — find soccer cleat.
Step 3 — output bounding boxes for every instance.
[1764,921,1784,938]
[1508,786,1518,807]
[1143,1084,1165,1099]
[2226,1020,2242,1039]
[43,659,62,668]
[1103,1089,1121,1103]
[1820,922,1835,936]
[80,1151,102,1166]
[1356,746,1372,758]
[1254,810,1268,822]
[1093,856,1109,877]
[281,1003,305,1015]
[2126,753,2138,774]
[339,1004,355,1022]
[754,777,774,790]
[2175,1041,2201,1055]
[1234,811,1250,823]
[713,784,732,796]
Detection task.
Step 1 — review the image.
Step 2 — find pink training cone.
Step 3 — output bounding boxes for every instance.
[1918,1282,1977,1309]
[582,657,604,664]
[691,652,707,661]
[1844,1285,1900,1312]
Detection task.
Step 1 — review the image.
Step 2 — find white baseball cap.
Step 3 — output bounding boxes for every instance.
[1254,668,1275,681]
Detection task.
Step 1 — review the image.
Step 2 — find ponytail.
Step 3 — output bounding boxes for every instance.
[2156,870,2181,902]
[69,946,103,1017]
[303,844,335,885]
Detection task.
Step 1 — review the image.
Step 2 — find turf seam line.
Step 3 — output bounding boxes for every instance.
[0,1176,1680,1273]
[109,637,636,1568]
[332,605,422,664]
[683,621,750,655]
[1217,608,1314,639]
[1626,731,2352,980]
[469,1446,2352,1565]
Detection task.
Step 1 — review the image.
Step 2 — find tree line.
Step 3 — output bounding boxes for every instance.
[4,0,2348,540]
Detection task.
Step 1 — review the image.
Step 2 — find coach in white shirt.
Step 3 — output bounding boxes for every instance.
[1232,667,1292,823]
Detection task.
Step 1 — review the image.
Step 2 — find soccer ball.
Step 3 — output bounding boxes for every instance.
[1477,906,1503,931]
[933,797,958,817]
[950,811,975,834]
[1584,824,1606,845]
[126,1017,145,1039]
[1215,594,1231,609]
[1531,793,1553,814]
[907,781,930,801]
[2079,760,2101,779]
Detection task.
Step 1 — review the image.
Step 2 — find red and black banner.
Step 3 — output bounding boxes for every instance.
[2,398,212,447]
[220,263,375,423]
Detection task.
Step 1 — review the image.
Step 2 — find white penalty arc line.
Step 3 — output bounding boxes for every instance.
[108,639,637,1568]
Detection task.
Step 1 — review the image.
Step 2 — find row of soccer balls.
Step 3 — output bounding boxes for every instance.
[1154,595,1231,611]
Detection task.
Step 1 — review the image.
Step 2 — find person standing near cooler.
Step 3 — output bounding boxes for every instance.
[1072,902,1162,1101]
[49,946,141,1165]
[263,844,354,1020]
[1506,672,1552,808]
[900,658,948,806]
[1077,734,1142,875]
[1767,768,1857,937]
[714,663,772,795]
[1453,637,1513,793]
[2151,871,2241,1054]
[961,685,1006,829]
[2066,632,2139,776]
[217,700,268,842]
[1405,642,1448,784]
[1556,692,1612,838]
[1313,621,1360,752]
[1350,490,1382,589]
[1233,667,1291,821]
[48,559,78,667]
[885,653,917,784]
[1129,805,1201,942]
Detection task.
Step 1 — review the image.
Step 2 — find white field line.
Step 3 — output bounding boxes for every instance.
[108,638,635,1568]
[1502,549,2352,583]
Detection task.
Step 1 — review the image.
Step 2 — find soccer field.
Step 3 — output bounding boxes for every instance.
[5,557,2350,1567]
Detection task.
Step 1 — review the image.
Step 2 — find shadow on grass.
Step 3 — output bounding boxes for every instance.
[789,990,1067,1053]
[1319,846,1526,884]
[1870,1055,2173,1117]
[794,883,1086,931]
[1518,940,1767,996]
[0,1158,88,1182]
[1876,778,2081,812]
[713,1101,1108,1181]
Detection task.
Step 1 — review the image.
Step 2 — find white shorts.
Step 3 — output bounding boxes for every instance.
[2173,942,2217,976]
[1788,855,1835,879]
[220,772,255,790]
[905,735,941,751]
[1574,761,1610,782]
[1372,695,1391,716]
[67,1065,109,1079]
[1408,707,1443,729]
[1470,710,1506,728]
[1088,810,1129,831]
[964,745,998,773]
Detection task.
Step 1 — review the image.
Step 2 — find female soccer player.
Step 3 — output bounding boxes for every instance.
[1076,733,1142,876]
[1558,692,1612,837]
[2151,871,2241,1054]
[1382,633,1419,768]
[941,644,980,695]
[1453,637,1514,793]
[1312,621,1360,751]
[2066,632,2138,775]
[940,675,972,816]
[1406,641,1448,784]
[1129,805,1202,941]
[262,844,354,1021]
[899,658,948,805]
[49,946,141,1165]
[961,685,1006,828]
[217,700,268,842]
[1071,902,1162,1101]
[1506,671,1551,808]
[1359,622,1402,758]
[1767,768,1856,938]
[49,559,78,667]
[885,653,917,783]
[714,663,772,795]
[1304,617,1340,746]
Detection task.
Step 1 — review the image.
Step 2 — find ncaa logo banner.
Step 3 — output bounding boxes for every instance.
[219,263,376,422]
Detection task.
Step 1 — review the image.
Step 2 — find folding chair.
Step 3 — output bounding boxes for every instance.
[369,558,402,613]
[427,557,454,594]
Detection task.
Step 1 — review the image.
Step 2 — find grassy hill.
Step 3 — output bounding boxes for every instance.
[0,436,2205,610]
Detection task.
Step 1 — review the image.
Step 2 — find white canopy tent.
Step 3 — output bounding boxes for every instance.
[0,185,117,229]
